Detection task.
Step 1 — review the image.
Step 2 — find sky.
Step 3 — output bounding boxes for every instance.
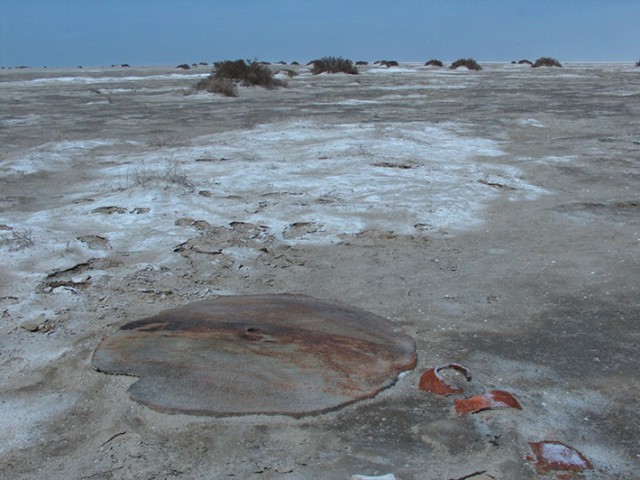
[1,0,639,67]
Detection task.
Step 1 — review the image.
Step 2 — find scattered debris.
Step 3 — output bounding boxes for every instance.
[454,390,522,415]
[448,471,495,480]
[77,235,111,250]
[351,474,397,480]
[419,363,472,395]
[478,179,516,190]
[130,207,150,214]
[527,440,593,475]
[91,206,127,214]
[372,162,416,169]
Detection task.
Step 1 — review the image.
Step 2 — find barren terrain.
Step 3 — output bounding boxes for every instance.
[1,62,639,479]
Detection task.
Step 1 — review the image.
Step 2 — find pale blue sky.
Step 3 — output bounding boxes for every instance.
[1,0,639,67]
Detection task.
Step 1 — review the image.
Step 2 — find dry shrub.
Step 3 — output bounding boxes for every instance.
[450,58,482,70]
[376,60,399,67]
[213,59,285,87]
[1,228,34,251]
[195,77,238,97]
[424,59,444,67]
[196,59,285,96]
[532,57,562,68]
[310,57,358,75]
[275,69,298,78]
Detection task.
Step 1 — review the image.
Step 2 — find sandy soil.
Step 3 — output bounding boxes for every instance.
[1,62,639,479]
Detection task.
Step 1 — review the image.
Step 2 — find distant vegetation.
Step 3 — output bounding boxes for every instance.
[517,59,533,65]
[310,57,358,75]
[424,59,444,67]
[195,59,285,97]
[375,60,399,67]
[450,58,482,70]
[532,57,562,68]
[356,61,369,65]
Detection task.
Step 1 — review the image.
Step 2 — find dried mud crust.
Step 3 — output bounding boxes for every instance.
[1,64,639,479]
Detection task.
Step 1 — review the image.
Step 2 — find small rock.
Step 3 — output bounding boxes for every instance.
[21,316,54,333]
[92,206,127,215]
[130,207,150,214]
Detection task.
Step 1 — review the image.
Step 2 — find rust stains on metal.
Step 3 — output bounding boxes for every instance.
[527,440,594,475]
[92,294,416,417]
[418,363,472,395]
[454,390,522,415]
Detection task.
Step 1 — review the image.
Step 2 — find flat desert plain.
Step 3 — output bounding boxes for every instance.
[1,62,639,479]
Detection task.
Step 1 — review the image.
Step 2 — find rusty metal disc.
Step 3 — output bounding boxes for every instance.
[92,294,416,416]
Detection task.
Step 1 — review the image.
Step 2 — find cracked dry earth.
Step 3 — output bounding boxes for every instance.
[1,63,639,479]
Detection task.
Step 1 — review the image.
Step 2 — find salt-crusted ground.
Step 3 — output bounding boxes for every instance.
[1,62,639,479]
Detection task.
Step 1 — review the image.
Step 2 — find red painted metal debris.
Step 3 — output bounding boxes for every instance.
[419,363,472,395]
[528,440,593,475]
[454,389,522,415]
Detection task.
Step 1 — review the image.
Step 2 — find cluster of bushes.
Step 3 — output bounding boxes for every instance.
[178,62,209,70]
[309,57,358,75]
[192,53,577,98]
[195,59,285,97]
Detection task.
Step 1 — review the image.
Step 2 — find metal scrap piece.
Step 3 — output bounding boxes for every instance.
[418,363,472,395]
[528,440,594,475]
[454,389,522,415]
[92,294,416,417]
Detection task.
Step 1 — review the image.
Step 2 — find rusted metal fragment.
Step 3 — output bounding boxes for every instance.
[454,390,522,415]
[92,294,416,417]
[528,440,594,475]
[418,363,471,395]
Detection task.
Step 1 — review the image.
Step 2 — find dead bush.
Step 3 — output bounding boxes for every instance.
[375,60,399,67]
[450,58,482,70]
[196,59,285,96]
[195,77,238,97]
[213,59,285,88]
[1,228,34,251]
[275,69,298,78]
[310,57,358,75]
[532,57,562,68]
[424,59,444,67]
